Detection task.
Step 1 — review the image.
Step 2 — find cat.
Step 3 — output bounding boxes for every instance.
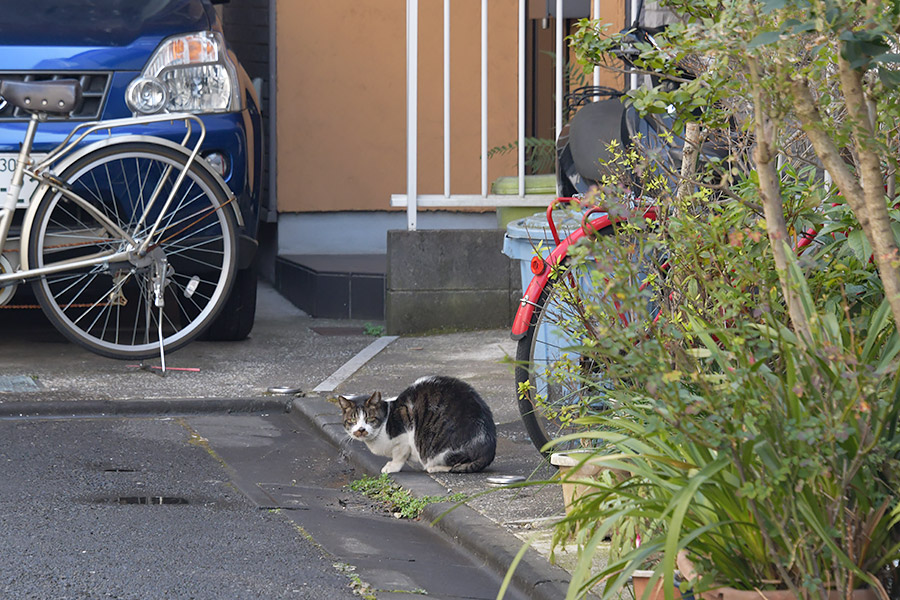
[337,375,496,474]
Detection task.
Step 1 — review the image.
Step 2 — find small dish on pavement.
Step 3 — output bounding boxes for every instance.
[486,475,526,485]
[267,386,303,395]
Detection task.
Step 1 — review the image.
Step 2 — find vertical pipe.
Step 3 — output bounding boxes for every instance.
[555,0,563,144]
[592,0,601,94]
[444,0,450,198]
[518,0,525,197]
[268,0,278,223]
[407,0,418,230]
[481,0,488,197]
[630,0,639,90]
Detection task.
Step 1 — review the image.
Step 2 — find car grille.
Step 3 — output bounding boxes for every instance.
[0,72,111,121]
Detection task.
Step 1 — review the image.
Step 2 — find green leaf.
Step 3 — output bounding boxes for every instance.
[875,53,900,64]
[784,241,818,329]
[841,31,891,69]
[661,456,729,600]
[786,18,817,33]
[796,501,882,589]
[847,229,872,262]
[760,0,786,13]
[891,222,900,248]
[862,298,892,362]
[879,68,900,89]
[748,31,781,50]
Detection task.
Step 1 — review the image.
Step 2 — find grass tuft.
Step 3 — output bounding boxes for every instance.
[349,473,466,519]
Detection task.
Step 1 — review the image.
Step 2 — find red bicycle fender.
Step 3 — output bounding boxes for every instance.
[510,208,655,340]
[510,215,612,339]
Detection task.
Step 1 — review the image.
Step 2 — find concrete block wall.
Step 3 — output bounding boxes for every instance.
[386,229,521,335]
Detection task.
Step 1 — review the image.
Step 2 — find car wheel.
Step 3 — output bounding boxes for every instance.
[200,259,258,341]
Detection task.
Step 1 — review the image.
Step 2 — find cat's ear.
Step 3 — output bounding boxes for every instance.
[365,391,382,407]
[337,396,353,411]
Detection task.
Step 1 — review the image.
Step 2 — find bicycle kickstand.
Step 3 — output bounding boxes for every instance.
[151,258,173,375]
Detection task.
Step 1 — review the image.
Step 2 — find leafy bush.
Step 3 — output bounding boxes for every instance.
[545,195,900,599]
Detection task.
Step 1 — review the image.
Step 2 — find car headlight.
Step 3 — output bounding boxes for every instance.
[126,31,241,115]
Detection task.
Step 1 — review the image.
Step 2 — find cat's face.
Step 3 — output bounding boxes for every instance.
[337,392,387,440]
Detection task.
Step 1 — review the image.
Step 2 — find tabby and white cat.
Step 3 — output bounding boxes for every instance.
[337,375,496,474]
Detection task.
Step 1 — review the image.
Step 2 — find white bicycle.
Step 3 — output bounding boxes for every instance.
[0,79,240,363]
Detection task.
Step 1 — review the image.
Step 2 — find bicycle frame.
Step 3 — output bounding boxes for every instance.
[0,112,214,287]
[510,200,657,340]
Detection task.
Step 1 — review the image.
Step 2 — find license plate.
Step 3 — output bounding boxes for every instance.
[0,153,48,208]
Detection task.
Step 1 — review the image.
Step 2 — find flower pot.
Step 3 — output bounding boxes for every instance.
[632,570,683,600]
[675,552,878,600]
[550,451,628,515]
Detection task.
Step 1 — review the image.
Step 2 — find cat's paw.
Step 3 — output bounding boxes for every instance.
[381,462,403,474]
[425,465,452,473]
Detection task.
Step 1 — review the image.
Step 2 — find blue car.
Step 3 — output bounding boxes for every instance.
[0,0,263,341]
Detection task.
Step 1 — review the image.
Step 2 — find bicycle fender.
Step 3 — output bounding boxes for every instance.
[510,222,599,340]
[510,208,656,340]
[20,135,241,271]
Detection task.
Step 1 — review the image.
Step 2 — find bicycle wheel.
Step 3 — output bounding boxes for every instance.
[515,257,607,458]
[27,142,237,359]
[512,216,667,459]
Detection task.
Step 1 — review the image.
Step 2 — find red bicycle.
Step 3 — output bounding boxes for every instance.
[510,196,662,458]
[510,188,824,460]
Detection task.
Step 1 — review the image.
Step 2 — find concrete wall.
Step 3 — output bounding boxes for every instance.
[277,210,500,256]
[386,230,521,334]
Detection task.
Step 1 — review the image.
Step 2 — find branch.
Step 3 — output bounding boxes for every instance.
[789,76,871,230]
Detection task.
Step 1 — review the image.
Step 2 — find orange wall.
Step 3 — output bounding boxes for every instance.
[593,0,626,88]
[275,1,624,214]
[276,0,519,213]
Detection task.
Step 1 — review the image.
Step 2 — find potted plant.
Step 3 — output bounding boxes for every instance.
[545,198,900,600]
[550,449,630,515]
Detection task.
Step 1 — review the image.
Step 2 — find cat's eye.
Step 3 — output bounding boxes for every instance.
[366,418,378,424]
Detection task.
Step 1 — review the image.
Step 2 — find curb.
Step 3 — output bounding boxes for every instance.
[0,397,292,419]
[289,395,572,600]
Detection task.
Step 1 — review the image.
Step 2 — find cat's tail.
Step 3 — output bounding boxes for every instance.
[448,456,494,473]
[446,439,496,473]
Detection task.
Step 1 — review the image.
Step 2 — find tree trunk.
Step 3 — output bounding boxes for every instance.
[676,122,704,203]
[837,56,900,334]
[749,59,814,346]
[791,66,900,334]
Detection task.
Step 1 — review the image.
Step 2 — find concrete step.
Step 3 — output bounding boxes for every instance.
[274,254,385,320]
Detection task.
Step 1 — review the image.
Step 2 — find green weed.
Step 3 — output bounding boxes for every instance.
[348,473,466,519]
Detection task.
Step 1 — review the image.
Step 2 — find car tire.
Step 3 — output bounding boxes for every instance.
[200,258,258,341]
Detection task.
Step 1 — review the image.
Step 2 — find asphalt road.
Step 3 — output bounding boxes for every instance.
[0,410,530,600]
[0,413,356,599]
[0,282,569,600]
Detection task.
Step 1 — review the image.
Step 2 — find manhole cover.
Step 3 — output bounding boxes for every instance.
[0,375,41,392]
[97,496,190,505]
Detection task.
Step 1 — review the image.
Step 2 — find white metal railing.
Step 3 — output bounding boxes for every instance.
[393,0,610,230]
